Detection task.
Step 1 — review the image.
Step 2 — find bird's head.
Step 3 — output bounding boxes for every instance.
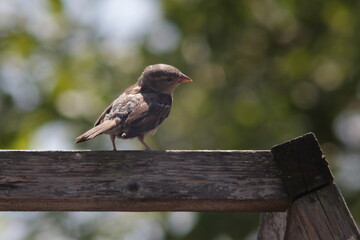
[138,64,192,94]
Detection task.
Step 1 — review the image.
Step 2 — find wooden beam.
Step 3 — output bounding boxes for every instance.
[287,184,360,239]
[0,150,289,211]
[271,133,333,199]
[258,184,360,240]
[258,133,360,239]
[257,211,287,240]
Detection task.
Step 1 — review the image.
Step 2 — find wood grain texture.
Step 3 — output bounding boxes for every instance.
[259,184,360,240]
[258,133,359,239]
[285,184,360,240]
[257,212,288,240]
[271,133,334,199]
[0,150,289,211]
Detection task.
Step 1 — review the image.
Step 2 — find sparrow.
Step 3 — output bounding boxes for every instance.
[75,64,192,150]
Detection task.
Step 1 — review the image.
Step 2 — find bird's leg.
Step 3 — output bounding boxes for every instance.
[137,136,151,150]
[110,135,117,151]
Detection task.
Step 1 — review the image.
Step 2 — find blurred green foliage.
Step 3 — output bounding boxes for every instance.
[0,0,359,239]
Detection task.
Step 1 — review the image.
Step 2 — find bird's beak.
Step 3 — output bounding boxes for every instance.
[178,73,192,83]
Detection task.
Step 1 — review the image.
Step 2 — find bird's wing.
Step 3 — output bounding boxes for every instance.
[124,94,172,137]
[94,85,142,127]
[94,103,113,126]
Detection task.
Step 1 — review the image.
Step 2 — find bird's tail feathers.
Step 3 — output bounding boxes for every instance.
[75,120,118,143]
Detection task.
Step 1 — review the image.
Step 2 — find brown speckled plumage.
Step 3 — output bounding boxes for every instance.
[75,64,192,150]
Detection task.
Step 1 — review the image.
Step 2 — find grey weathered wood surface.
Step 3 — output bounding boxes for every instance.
[271,133,333,199]
[257,211,287,240]
[2,133,359,239]
[258,133,360,240]
[0,150,289,211]
[287,184,360,240]
[258,184,360,240]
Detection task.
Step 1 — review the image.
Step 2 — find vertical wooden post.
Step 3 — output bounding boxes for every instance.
[258,133,360,240]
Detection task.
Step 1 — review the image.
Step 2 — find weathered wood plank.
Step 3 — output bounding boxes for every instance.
[257,212,288,240]
[258,184,360,240]
[285,184,360,240]
[0,150,289,211]
[271,133,333,199]
[258,133,359,239]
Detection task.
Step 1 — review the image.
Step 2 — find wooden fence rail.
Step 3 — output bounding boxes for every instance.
[0,133,359,239]
[0,150,287,211]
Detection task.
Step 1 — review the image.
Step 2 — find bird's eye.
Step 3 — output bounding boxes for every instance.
[164,78,173,82]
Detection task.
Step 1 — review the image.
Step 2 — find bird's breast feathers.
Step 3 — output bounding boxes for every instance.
[98,92,172,138]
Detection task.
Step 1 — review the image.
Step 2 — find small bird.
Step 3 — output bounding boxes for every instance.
[75,64,192,150]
